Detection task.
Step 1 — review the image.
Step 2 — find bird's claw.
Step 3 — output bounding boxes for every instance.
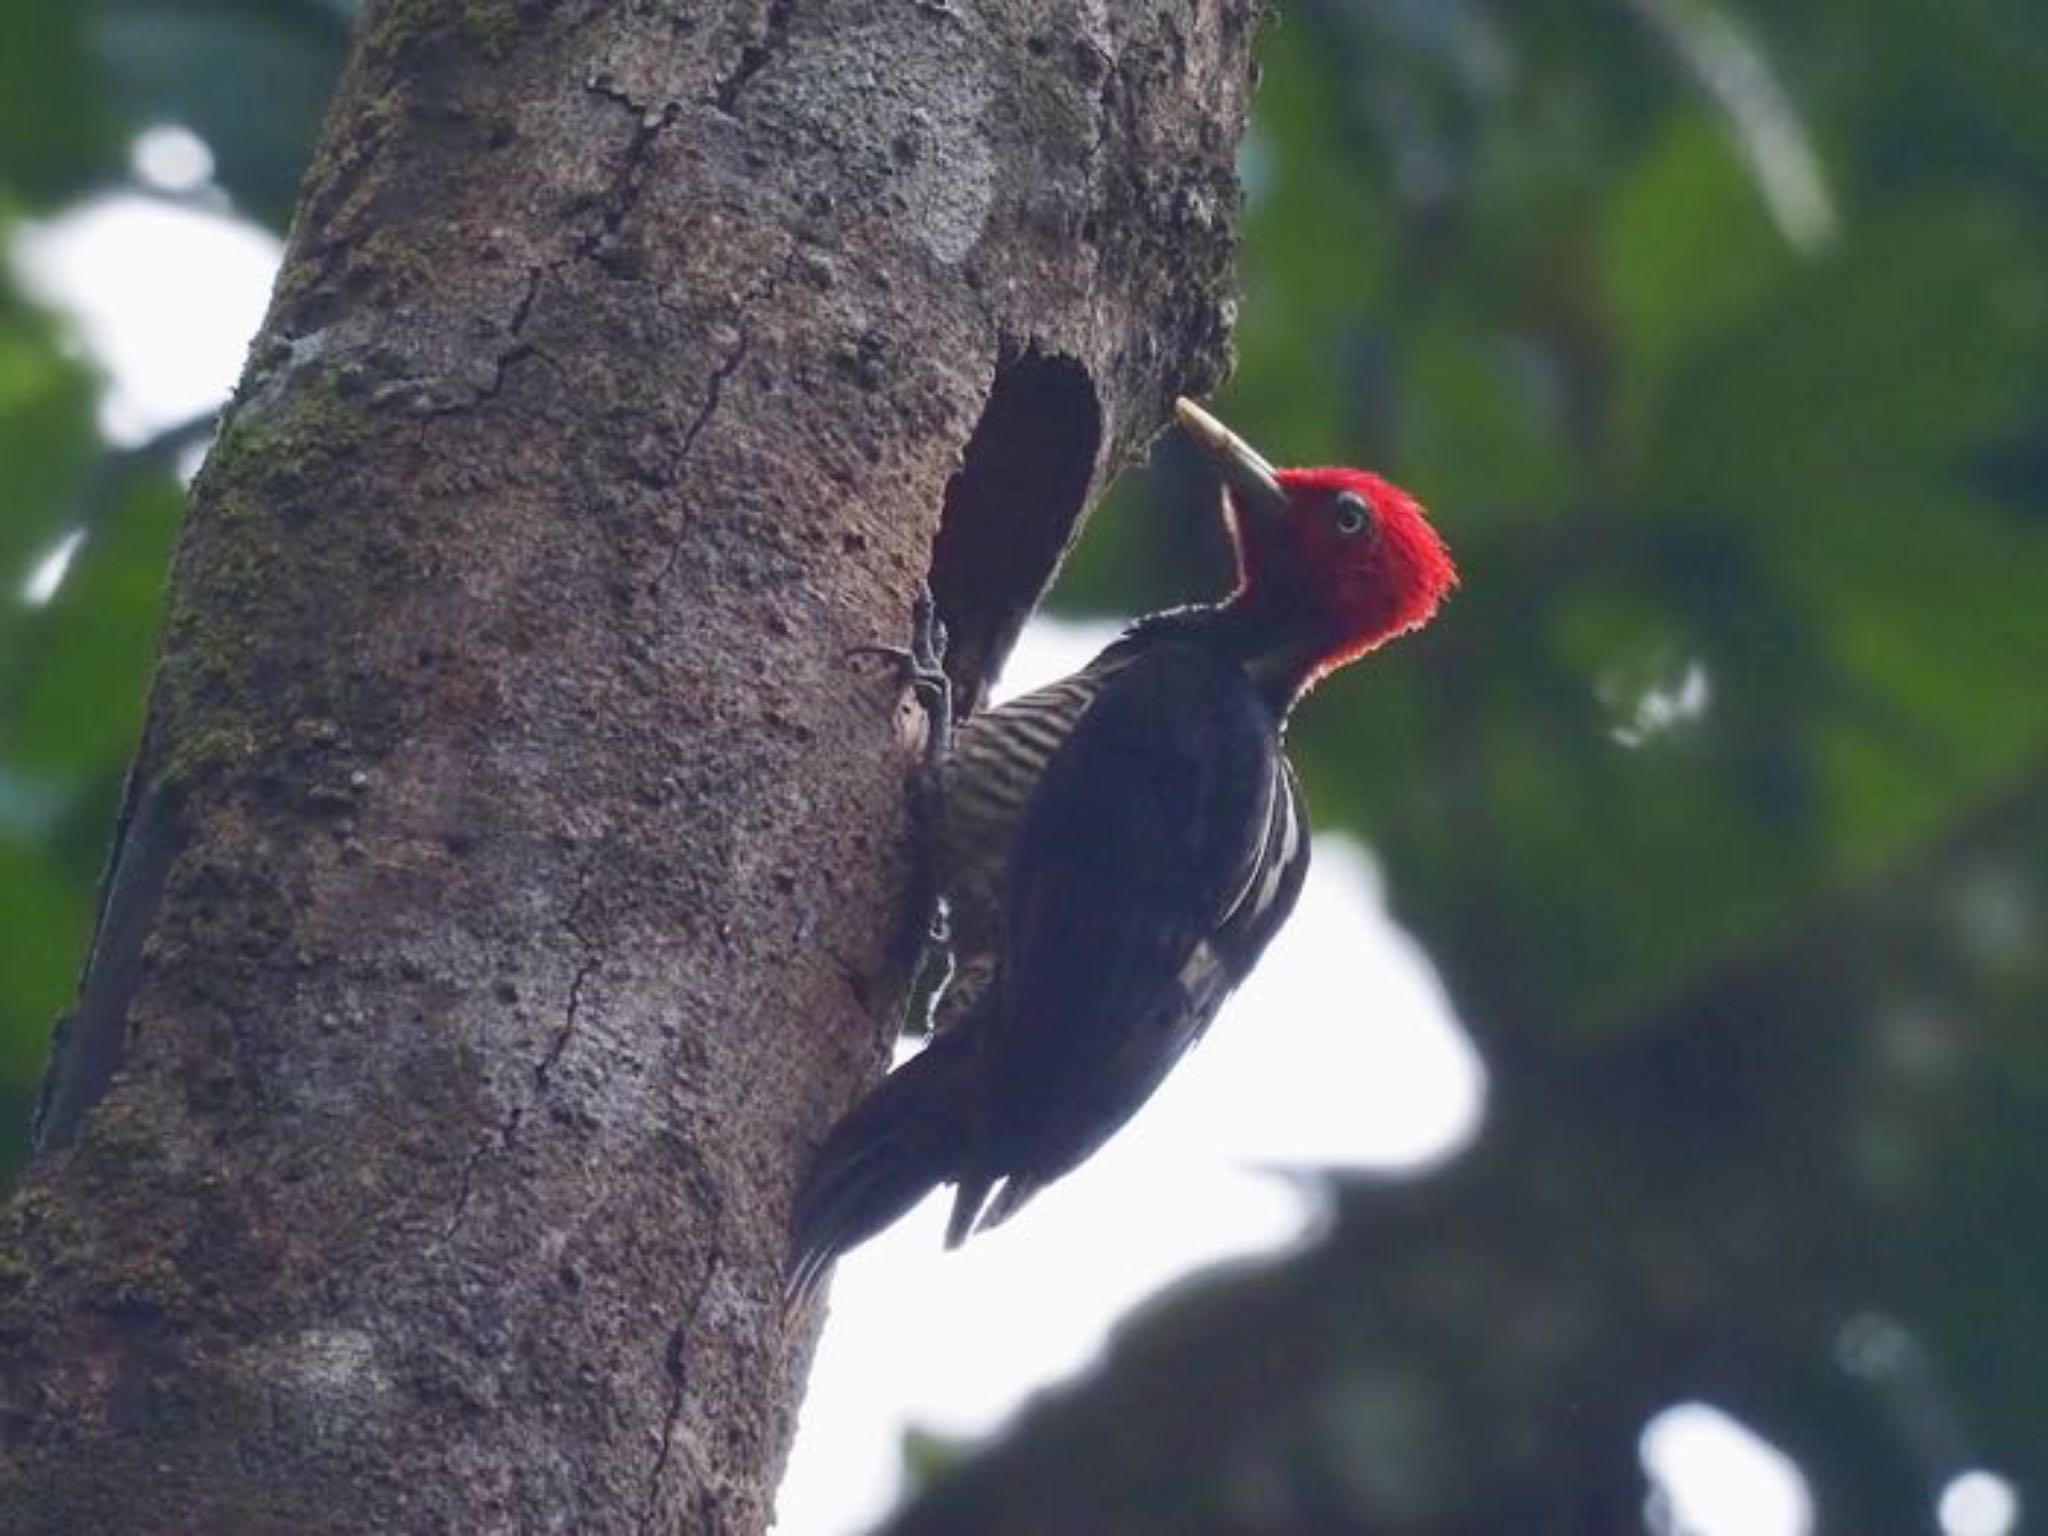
[850,583,957,1027]
[848,581,953,762]
[901,897,956,1039]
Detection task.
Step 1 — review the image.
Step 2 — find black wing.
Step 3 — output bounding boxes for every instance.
[968,639,1309,1228]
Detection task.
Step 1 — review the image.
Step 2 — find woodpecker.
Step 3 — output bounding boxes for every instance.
[786,398,1456,1307]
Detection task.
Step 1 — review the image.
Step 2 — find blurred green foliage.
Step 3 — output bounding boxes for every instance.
[2,0,2043,1529]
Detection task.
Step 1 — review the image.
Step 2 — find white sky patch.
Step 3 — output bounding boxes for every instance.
[130,124,217,196]
[1939,1469,2021,1536]
[1641,1401,1814,1536]
[774,615,1485,1536]
[13,192,279,446]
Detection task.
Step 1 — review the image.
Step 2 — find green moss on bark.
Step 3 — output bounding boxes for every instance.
[367,0,521,63]
[154,376,372,794]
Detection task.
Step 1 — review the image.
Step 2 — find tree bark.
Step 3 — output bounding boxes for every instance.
[0,1,1258,1530]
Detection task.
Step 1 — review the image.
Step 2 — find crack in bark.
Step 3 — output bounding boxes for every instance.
[530,954,601,1106]
[713,0,798,114]
[650,247,802,590]
[651,331,751,589]
[579,78,682,262]
[441,852,605,1238]
[639,1262,719,1532]
[439,1130,487,1239]
[521,850,605,1128]
[475,261,554,401]
[639,1326,689,1530]
[360,258,560,416]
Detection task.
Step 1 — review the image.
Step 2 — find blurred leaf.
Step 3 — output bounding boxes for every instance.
[7,473,182,778]
[0,1,117,200]
[900,1425,977,1497]
[1230,19,1397,463]
[1665,199,2048,858]
[1399,312,1574,517]
[0,289,98,596]
[0,838,86,1084]
[1663,199,2042,511]
[1603,109,1801,444]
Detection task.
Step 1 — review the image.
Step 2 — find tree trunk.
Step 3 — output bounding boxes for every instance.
[0,1,1257,1530]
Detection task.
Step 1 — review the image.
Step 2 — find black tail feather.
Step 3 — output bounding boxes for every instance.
[943,1173,994,1250]
[977,1171,1041,1235]
[784,1031,976,1313]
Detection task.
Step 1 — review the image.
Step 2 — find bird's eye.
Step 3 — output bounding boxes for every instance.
[1333,491,1373,538]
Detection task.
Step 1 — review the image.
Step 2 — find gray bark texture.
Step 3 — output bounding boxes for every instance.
[0,0,1259,1530]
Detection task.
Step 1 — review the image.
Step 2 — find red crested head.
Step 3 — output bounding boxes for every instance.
[1175,400,1456,698]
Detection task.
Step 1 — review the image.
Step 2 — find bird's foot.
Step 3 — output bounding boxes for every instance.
[847,581,952,764]
[850,584,955,986]
[899,897,956,1039]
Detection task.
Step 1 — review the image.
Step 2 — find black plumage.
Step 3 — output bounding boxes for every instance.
[786,627,1308,1308]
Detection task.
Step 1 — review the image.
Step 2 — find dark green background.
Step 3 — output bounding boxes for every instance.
[3,2,2041,1529]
